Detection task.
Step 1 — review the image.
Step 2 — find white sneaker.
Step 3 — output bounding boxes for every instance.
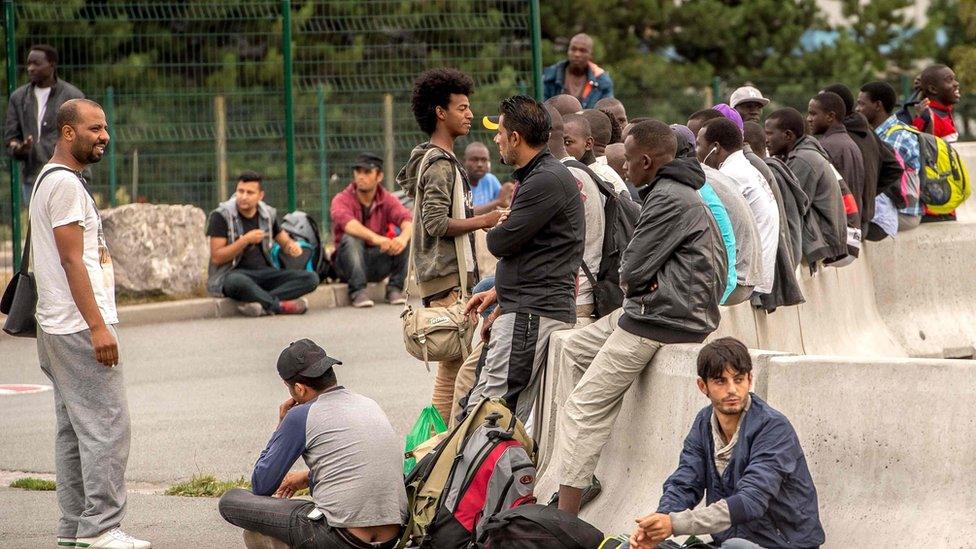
[237,302,266,317]
[76,528,151,549]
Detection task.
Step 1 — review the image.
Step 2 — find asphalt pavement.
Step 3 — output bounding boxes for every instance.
[0,303,437,547]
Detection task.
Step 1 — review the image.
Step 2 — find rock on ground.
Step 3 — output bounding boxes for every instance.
[101,203,208,297]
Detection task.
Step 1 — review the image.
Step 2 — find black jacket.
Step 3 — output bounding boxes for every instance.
[618,157,726,343]
[487,151,584,324]
[4,78,85,188]
[843,112,904,222]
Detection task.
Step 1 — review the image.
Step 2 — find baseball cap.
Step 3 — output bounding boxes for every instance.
[277,339,342,380]
[352,152,383,171]
[729,86,770,109]
[482,115,500,130]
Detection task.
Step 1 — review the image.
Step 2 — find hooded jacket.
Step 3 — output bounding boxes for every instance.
[843,113,904,219]
[756,158,806,312]
[785,136,848,263]
[396,143,477,298]
[618,157,726,343]
[657,393,826,548]
[764,157,809,268]
[542,60,614,109]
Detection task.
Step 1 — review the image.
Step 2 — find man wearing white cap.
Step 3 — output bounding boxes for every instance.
[729,86,770,124]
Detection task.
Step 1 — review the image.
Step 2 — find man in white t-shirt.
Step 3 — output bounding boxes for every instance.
[4,44,84,204]
[697,117,780,296]
[30,99,150,549]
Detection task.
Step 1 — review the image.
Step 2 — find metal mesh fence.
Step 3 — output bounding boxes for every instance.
[1,0,534,278]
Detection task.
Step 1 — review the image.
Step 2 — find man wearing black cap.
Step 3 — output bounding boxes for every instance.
[218,339,407,549]
[331,152,413,307]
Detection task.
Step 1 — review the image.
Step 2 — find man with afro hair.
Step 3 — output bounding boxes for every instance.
[395,68,502,422]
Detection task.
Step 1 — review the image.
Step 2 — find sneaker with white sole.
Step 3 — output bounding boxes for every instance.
[237,302,266,317]
[57,538,76,547]
[76,528,151,549]
[351,291,375,308]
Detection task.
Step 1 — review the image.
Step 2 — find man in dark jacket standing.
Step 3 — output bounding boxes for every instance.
[552,119,727,516]
[4,44,84,203]
[631,338,825,549]
[462,95,584,422]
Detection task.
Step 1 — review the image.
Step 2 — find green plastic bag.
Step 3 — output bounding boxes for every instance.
[403,405,448,475]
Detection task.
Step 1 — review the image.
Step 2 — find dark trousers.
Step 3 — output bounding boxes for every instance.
[218,489,397,549]
[222,268,319,311]
[334,234,408,295]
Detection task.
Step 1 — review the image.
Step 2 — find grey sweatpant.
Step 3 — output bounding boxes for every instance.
[465,312,574,422]
[37,325,131,539]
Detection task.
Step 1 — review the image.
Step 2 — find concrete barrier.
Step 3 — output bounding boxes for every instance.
[868,222,976,358]
[534,342,783,535]
[764,355,976,546]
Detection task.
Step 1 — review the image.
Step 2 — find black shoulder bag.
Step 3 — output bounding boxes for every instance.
[1,167,78,337]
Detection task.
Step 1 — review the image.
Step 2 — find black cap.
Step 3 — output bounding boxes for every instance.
[352,152,384,171]
[277,339,342,380]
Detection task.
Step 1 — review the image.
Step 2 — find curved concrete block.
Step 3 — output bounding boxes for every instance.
[796,258,904,357]
[868,222,976,358]
[535,344,782,535]
[764,355,976,546]
[709,301,759,349]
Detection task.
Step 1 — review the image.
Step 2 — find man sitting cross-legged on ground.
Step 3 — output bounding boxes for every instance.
[206,171,318,316]
[331,152,413,308]
[630,338,825,549]
[552,120,727,516]
[219,339,407,549]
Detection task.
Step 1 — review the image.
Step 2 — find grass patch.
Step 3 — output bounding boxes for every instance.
[10,477,56,491]
[165,475,250,497]
[164,474,311,498]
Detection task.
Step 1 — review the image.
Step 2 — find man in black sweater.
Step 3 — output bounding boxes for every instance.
[552,120,727,516]
[463,95,585,422]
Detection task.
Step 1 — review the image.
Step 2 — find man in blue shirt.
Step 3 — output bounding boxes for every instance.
[631,338,825,549]
[218,339,407,549]
[857,81,923,232]
[464,141,513,213]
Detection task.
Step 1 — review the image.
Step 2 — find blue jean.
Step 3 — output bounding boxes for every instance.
[473,276,496,318]
[334,234,408,295]
[222,268,319,312]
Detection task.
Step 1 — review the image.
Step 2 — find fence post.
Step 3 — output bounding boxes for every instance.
[383,93,394,190]
[106,86,118,207]
[5,0,21,272]
[711,76,721,107]
[282,0,297,211]
[901,74,912,103]
[317,85,330,234]
[529,0,543,102]
[214,95,227,201]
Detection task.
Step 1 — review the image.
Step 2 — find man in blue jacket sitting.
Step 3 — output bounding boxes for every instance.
[630,337,825,549]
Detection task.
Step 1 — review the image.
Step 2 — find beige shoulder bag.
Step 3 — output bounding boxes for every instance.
[400,148,476,369]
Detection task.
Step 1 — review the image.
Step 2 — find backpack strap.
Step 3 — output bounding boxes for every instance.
[21,167,81,275]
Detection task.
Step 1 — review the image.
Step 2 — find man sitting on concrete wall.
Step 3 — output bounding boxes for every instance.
[630,338,825,549]
[206,171,319,316]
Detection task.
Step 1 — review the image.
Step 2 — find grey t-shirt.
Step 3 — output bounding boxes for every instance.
[250,387,408,528]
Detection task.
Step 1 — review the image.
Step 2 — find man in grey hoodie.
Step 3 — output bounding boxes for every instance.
[765,108,848,266]
[395,68,501,422]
